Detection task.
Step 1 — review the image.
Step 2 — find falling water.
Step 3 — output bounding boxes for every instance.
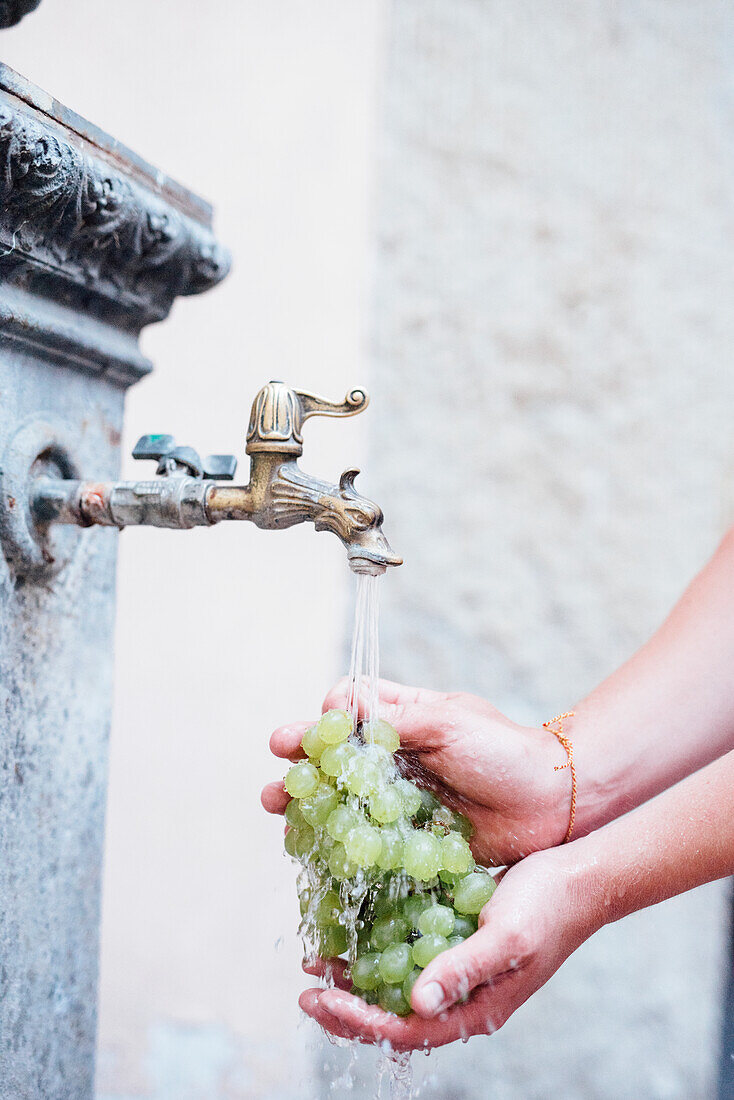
[343,573,415,1100]
[346,572,381,732]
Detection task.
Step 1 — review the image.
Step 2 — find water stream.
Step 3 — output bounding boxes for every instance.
[343,573,415,1100]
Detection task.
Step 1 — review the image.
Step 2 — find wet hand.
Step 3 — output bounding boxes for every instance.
[262,678,572,866]
[298,847,596,1050]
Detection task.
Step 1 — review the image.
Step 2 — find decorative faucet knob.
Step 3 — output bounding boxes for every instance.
[246,381,369,457]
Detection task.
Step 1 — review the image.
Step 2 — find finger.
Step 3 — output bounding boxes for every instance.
[412,918,517,1018]
[269,722,313,760]
[260,781,289,814]
[321,677,351,712]
[302,956,351,991]
[299,988,361,1042]
[314,988,476,1051]
[340,696,449,753]
[323,677,449,714]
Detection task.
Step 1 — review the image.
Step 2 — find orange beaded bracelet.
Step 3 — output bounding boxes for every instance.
[543,711,577,843]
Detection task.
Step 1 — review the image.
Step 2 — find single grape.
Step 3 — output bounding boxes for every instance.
[318,709,353,745]
[417,904,456,938]
[447,934,465,949]
[370,785,403,824]
[415,789,441,824]
[351,952,382,991]
[402,893,434,928]
[452,811,474,840]
[344,824,382,868]
[294,824,315,858]
[363,718,400,753]
[344,756,382,798]
[412,933,449,969]
[284,798,306,829]
[370,889,398,918]
[328,844,357,881]
[402,967,421,1006]
[284,762,320,799]
[320,742,357,778]
[284,828,299,858]
[301,725,327,761]
[325,804,361,842]
[394,779,423,818]
[317,923,347,958]
[440,833,473,874]
[453,872,496,915]
[452,914,478,939]
[371,915,410,951]
[315,889,343,928]
[378,983,411,1017]
[300,783,339,827]
[403,830,442,881]
[376,827,404,871]
[378,943,413,984]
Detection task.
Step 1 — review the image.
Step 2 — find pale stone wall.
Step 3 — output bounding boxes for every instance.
[332,0,734,1096]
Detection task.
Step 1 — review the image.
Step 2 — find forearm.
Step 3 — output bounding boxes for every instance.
[567,528,734,834]
[565,749,734,930]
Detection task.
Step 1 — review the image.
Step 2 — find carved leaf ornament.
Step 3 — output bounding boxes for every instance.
[0,103,229,319]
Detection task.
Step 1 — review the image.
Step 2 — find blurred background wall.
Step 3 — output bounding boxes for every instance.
[2,1,734,1098]
[337,2,734,1098]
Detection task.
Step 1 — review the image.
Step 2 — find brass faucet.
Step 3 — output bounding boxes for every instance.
[31,381,402,575]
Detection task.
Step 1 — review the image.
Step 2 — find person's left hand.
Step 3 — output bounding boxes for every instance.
[298,844,599,1050]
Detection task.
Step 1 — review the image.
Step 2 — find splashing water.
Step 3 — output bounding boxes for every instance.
[286,572,485,1098]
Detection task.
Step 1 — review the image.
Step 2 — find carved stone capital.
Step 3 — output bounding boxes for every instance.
[0,64,230,385]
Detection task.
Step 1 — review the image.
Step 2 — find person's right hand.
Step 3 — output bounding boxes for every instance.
[298,842,599,1049]
[262,678,573,866]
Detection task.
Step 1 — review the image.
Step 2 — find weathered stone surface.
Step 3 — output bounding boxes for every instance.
[0,352,122,1099]
[324,1,734,1096]
[0,63,228,1100]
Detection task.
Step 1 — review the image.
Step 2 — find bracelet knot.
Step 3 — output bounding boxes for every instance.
[543,711,576,843]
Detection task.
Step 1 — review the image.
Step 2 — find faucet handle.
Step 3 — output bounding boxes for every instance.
[247,381,369,457]
[294,387,369,423]
[132,434,176,461]
[202,454,237,480]
[133,437,237,480]
[133,435,203,478]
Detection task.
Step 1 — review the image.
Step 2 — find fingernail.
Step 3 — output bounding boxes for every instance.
[419,981,446,1015]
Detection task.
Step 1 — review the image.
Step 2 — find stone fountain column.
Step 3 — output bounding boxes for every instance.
[0,63,227,1099]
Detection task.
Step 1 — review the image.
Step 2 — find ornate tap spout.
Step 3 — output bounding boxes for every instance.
[30,381,402,575]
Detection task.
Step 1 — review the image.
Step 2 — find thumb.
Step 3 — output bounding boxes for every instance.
[322,679,448,751]
[371,697,448,750]
[411,920,523,1018]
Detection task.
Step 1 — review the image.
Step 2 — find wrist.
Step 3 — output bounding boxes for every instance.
[552,706,633,838]
[519,723,578,849]
[542,836,612,942]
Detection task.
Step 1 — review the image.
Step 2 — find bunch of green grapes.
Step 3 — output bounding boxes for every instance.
[282,707,496,1017]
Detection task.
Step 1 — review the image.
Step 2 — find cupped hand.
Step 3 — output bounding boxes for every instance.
[298,845,598,1050]
[261,678,572,865]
